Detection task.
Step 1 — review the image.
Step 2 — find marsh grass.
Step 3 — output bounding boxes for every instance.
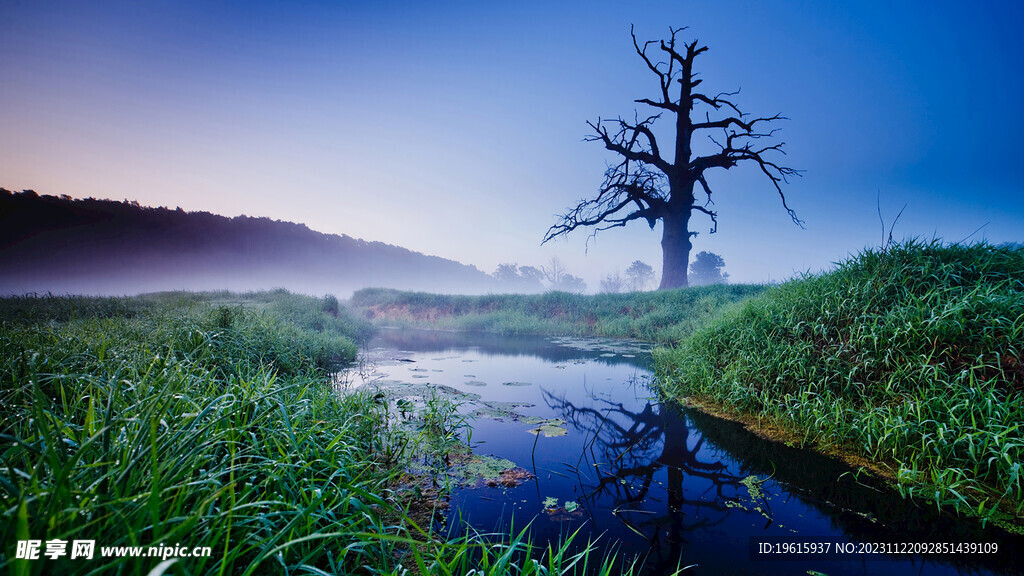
[1,291,661,574]
[656,240,1024,524]
[376,522,691,576]
[351,285,765,342]
[0,292,397,574]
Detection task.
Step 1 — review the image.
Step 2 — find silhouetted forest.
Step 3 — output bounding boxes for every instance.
[0,189,497,296]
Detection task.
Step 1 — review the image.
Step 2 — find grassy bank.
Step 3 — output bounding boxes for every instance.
[0,291,392,574]
[351,284,766,342]
[656,240,1024,525]
[0,290,676,575]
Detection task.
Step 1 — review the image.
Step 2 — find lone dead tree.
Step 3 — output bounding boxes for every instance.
[544,26,803,289]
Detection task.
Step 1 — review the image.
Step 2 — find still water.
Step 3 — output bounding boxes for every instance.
[359,329,1023,575]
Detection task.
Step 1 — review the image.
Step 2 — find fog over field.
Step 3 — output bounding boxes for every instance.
[0,190,498,297]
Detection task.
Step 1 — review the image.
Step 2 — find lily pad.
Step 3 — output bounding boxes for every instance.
[448,454,517,486]
[527,419,567,438]
[543,496,559,509]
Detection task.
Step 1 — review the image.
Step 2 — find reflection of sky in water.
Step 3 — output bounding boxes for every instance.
[364,329,1024,576]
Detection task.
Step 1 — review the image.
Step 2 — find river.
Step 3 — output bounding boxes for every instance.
[352,328,1023,575]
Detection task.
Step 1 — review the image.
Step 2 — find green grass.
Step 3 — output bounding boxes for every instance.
[0,291,394,574]
[350,284,766,342]
[0,290,674,574]
[655,240,1024,525]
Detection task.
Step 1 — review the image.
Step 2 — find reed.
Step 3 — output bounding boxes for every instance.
[0,290,662,574]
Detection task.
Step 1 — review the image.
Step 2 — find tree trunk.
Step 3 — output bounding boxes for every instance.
[658,210,692,289]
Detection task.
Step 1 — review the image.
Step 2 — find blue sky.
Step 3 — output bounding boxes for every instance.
[2,0,1021,289]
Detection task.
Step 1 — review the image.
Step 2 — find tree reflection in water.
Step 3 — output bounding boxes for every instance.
[542,385,753,571]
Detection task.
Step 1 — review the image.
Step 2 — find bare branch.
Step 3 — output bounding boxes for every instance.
[631,24,673,106]
[544,161,668,244]
[585,116,671,174]
[691,89,743,116]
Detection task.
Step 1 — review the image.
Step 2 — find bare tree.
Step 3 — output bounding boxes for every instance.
[541,256,568,286]
[600,271,625,293]
[544,26,802,289]
[541,256,587,293]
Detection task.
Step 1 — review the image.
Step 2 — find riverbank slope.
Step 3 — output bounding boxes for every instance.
[657,240,1023,527]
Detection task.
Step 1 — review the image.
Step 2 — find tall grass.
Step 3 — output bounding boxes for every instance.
[0,294,398,574]
[376,523,691,576]
[1,291,673,574]
[655,240,1024,524]
[351,285,766,343]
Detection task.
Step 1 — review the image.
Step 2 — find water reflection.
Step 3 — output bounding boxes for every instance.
[365,329,1024,576]
[545,389,755,572]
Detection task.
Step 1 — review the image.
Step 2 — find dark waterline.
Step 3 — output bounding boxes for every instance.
[363,329,1024,575]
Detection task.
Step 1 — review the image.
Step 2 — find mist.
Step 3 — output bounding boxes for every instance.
[0,189,502,298]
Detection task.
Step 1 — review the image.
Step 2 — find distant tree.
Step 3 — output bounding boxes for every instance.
[493,263,544,292]
[600,271,625,293]
[518,265,545,286]
[493,263,521,283]
[624,260,655,292]
[689,251,729,286]
[543,26,801,289]
[556,274,588,294]
[540,257,587,292]
[541,256,568,287]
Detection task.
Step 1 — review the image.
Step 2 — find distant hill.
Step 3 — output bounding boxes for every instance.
[0,189,498,296]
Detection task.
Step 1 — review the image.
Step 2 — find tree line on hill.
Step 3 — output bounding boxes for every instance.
[0,189,496,296]
[1,188,730,296]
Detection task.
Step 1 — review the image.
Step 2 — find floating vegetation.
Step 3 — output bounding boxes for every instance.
[484,468,536,488]
[502,381,533,387]
[526,418,568,437]
[543,498,585,522]
[725,475,775,523]
[471,400,536,421]
[464,380,487,387]
[448,454,519,486]
[548,336,652,356]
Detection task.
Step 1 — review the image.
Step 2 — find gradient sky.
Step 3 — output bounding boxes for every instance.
[2,0,1022,289]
